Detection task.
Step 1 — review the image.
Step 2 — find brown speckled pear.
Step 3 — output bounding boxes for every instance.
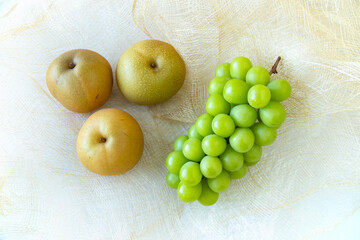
[77,108,144,175]
[46,49,113,113]
[116,39,186,105]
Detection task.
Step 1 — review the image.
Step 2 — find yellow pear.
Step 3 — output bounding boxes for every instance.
[77,108,144,175]
[46,49,113,113]
[116,40,186,105]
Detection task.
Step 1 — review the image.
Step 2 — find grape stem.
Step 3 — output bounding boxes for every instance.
[269,56,281,75]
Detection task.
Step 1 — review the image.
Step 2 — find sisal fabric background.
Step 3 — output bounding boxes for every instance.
[0,0,359,239]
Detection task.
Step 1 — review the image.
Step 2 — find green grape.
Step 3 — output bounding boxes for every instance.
[267,79,291,101]
[219,145,244,172]
[202,134,227,156]
[198,179,219,206]
[230,56,253,80]
[166,172,180,189]
[179,162,202,186]
[245,161,259,166]
[182,138,205,162]
[243,144,262,165]
[251,122,277,146]
[208,76,230,95]
[229,164,247,179]
[212,114,235,138]
[229,128,254,153]
[259,101,286,128]
[215,62,231,78]
[177,182,202,202]
[206,94,231,116]
[196,113,214,137]
[246,66,270,86]
[247,84,271,108]
[166,151,188,174]
[200,156,222,178]
[230,104,257,128]
[174,135,189,151]
[207,170,231,193]
[188,124,203,140]
[223,79,251,104]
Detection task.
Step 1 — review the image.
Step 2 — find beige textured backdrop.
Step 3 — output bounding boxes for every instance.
[1,0,360,239]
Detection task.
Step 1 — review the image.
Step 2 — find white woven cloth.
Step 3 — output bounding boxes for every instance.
[1,0,360,239]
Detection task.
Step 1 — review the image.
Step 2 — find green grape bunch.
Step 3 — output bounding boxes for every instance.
[165,56,291,206]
